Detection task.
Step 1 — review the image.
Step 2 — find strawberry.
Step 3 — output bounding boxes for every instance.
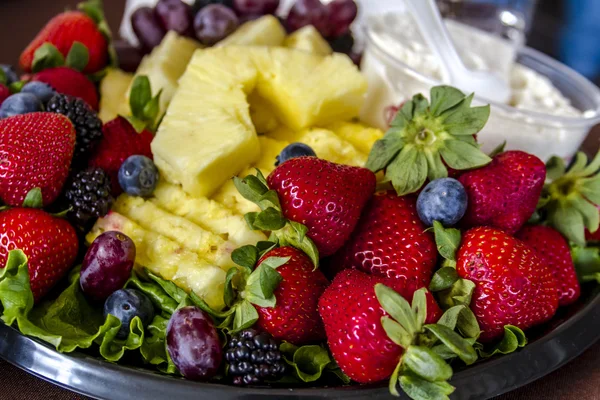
[319,269,474,394]
[516,225,581,306]
[319,269,402,383]
[266,157,376,257]
[458,151,546,235]
[0,208,79,301]
[0,113,75,207]
[89,117,154,195]
[0,84,9,107]
[328,191,438,305]
[254,246,329,344]
[457,227,559,343]
[32,67,99,110]
[19,4,109,74]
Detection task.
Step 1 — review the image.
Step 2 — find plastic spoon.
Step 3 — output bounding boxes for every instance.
[405,0,511,103]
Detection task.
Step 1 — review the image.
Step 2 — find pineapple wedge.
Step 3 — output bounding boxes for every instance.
[325,121,384,155]
[152,180,266,246]
[112,195,236,270]
[267,126,367,167]
[248,91,279,134]
[217,15,286,47]
[284,26,333,55]
[87,212,226,310]
[98,68,133,123]
[211,136,289,215]
[152,46,366,197]
[128,31,201,119]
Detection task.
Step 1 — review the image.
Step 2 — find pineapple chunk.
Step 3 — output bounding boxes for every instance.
[112,195,236,270]
[255,136,289,170]
[98,68,133,123]
[129,31,201,119]
[152,180,266,246]
[284,26,333,55]
[267,126,367,167]
[248,91,279,134]
[153,47,366,197]
[87,212,226,310]
[325,121,384,155]
[217,15,286,47]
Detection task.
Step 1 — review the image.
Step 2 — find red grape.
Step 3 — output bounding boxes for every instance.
[131,7,167,52]
[286,0,331,38]
[80,231,136,302]
[167,307,222,380]
[114,41,144,71]
[327,0,357,38]
[233,0,280,17]
[154,0,195,37]
[194,4,240,45]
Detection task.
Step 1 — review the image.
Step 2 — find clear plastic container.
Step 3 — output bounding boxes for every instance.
[360,23,600,161]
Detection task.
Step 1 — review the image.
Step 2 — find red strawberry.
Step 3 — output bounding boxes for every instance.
[0,84,9,106]
[0,208,79,301]
[89,117,154,195]
[32,67,99,110]
[266,157,376,257]
[20,10,108,74]
[457,227,559,342]
[516,225,581,306]
[458,151,546,234]
[254,246,329,345]
[329,191,437,296]
[0,113,75,207]
[318,269,403,383]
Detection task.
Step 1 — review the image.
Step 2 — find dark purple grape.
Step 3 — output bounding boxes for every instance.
[80,231,136,302]
[286,0,331,38]
[131,7,167,52]
[154,0,195,37]
[328,32,354,54]
[114,40,144,71]
[192,0,235,15]
[233,0,279,17]
[194,4,239,45]
[326,0,357,38]
[167,307,222,380]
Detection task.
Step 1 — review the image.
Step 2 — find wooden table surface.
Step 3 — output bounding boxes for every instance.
[0,0,599,399]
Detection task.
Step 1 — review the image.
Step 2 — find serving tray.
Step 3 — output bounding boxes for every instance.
[0,284,598,400]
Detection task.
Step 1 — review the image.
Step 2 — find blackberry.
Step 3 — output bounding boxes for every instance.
[65,167,114,226]
[225,329,287,385]
[46,94,103,163]
[328,33,355,55]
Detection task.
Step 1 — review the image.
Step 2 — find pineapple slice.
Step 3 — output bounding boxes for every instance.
[153,47,366,198]
[217,15,286,47]
[112,195,236,270]
[87,212,226,310]
[152,180,266,246]
[129,31,201,119]
[325,121,384,155]
[98,68,133,123]
[211,136,288,215]
[248,91,279,134]
[284,26,333,55]
[267,126,367,167]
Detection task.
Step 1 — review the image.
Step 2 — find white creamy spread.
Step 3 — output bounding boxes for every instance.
[367,12,581,118]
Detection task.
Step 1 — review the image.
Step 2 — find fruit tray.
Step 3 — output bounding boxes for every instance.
[1,283,598,400]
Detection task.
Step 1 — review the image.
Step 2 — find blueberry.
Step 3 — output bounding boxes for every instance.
[21,81,56,104]
[0,65,19,85]
[275,143,316,166]
[118,155,159,197]
[103,289,154,339]
[416,178,468,227]
[0,93,42,119]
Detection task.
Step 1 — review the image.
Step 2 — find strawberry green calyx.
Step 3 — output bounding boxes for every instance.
[78,0,118,68]
[375,285,478,399]
[22,188,43,209]
[539,151,600,246]
[367,86,491,196]
[125,75,163,133]
[571,244,600,283]
[32,42,90,73]
[234,170,320,266]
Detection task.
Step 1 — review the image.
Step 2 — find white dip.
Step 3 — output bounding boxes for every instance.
[360,11,589,161]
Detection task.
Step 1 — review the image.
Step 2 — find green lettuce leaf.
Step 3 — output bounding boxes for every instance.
[280,342,350,384]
